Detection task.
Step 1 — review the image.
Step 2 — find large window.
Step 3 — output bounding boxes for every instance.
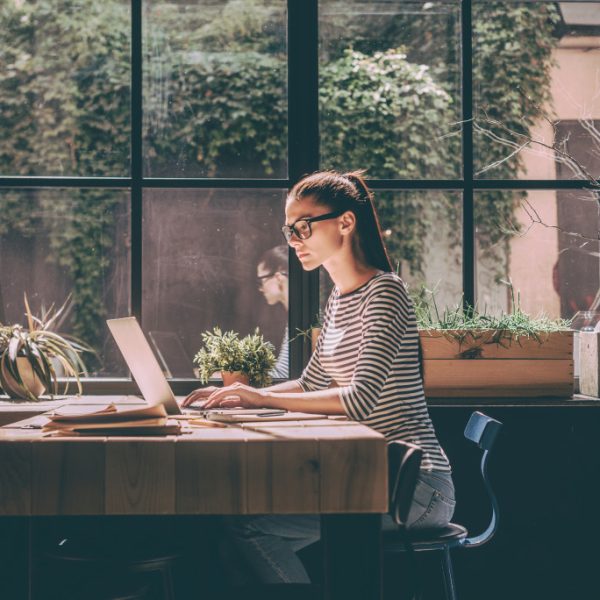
[1,0,598,389]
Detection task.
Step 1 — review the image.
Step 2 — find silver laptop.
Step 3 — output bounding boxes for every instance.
[107,317,182,415]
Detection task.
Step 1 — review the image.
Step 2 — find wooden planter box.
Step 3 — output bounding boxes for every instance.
[420,330,574,398]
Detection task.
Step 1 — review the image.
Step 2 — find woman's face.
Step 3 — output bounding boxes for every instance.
[257,261,284,305]
[284,195,350,271]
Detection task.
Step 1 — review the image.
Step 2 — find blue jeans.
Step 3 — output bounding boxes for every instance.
[224,470,455,584]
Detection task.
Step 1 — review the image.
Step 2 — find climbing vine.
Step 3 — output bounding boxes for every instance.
[0,0,561,367]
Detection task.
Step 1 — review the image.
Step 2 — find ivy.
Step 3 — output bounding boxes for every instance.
[0,0,561,369]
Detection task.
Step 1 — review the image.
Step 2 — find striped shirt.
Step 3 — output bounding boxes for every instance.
[270,326,289,379]
[298,272,450,472]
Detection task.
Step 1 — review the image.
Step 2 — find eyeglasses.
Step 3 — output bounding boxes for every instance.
[257,271,287,289]
[281,210,345,243]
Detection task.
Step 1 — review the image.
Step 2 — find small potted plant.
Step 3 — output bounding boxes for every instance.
[194,327,276,387]
[0,295,90,401]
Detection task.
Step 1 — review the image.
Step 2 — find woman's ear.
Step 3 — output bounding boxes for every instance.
[339,210,356,236]
[275,272,287,291]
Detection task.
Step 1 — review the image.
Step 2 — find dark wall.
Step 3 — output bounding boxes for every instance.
[427,404,599,600]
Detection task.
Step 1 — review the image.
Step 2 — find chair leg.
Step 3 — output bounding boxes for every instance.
[161,564,176,600]
[440,546,458,600]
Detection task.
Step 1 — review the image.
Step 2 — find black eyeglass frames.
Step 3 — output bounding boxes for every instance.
[257,271,287,288]
[281,210,345,243]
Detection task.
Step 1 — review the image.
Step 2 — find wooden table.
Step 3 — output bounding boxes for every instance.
[0,399,388,599]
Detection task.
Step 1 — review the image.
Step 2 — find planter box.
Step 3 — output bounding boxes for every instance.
[579,332,600,398]
[421,330,574,398]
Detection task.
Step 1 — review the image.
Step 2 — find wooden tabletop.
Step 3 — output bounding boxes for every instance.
[0,398,388,518]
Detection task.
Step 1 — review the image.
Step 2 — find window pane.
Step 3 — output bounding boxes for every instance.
[0,189,131,377]
[473,1,600,180]
[143,1,288,178]
[0,1,131,177]
[319,190,463,317]
[142,189,288,379]
[319,1,462,179]
[475,189,599,319]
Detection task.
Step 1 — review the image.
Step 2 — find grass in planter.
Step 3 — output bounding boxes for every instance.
[412,281,572,356]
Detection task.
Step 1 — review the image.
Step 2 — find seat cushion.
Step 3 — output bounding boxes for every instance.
[45,535,180,564]
[384,522,468,552]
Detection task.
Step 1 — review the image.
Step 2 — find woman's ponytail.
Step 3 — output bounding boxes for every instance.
[343,171,393,273]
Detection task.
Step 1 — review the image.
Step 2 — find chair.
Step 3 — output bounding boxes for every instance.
[43,534,178,600]
[385,411,503,600]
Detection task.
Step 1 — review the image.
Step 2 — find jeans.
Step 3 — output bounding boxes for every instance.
[224,470,455,584]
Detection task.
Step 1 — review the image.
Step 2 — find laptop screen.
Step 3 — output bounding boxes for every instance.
[107,317,182,415]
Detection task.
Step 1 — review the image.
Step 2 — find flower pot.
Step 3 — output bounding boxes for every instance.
[0,357,46,400]
[579,332,600,397]
[221,371,250,386]
[420,329,574,398]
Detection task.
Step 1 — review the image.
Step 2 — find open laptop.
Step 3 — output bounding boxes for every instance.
[107,317,184,415]
[107,317,289,420]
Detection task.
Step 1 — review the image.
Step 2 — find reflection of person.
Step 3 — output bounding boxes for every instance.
[256,245,288,379]
[183,171,453,584]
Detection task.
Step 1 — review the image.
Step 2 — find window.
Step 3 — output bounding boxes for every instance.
[1,0,598,390]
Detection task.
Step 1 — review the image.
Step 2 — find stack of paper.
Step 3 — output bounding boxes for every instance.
[43,403,182,436]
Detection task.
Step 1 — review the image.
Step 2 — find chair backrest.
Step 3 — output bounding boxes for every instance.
[463,411,503,548]
[388,441,423,526]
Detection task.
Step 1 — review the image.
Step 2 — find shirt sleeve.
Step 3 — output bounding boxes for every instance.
[337,278,411,421]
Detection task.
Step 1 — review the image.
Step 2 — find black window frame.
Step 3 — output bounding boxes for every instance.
[0,0,598,394]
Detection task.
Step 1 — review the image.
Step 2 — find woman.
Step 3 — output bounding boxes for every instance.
[183,170,454,584]
[256,245,289,379]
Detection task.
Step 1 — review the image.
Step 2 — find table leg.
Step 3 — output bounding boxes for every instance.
[0,517,30,600]
[321,513,382,600]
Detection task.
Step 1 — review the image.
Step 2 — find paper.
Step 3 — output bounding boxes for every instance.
[43,403,178,436]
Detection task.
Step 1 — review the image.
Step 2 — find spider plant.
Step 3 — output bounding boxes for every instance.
[0,295,90,400]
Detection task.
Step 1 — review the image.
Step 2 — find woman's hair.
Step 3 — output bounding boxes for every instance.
[287,170,393,272]
[259,244,288,276]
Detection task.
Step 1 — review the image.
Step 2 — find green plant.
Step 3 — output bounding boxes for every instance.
[194,327,275,387]
[0,296,90,400]
[413,281,572,356]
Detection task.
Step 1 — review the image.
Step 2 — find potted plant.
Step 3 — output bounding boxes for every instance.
[413,282,574,398]
[194,327,276,387]
[0,295,90,401]
[292,313,324,354]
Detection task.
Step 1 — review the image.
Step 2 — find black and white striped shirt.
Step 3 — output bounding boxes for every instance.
[298,272,450,472]
[270,326,289,379]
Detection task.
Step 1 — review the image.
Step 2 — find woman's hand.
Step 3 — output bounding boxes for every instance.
[181,386,220,408]
[203,382,270,409]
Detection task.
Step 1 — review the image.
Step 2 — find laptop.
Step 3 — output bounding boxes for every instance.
[107,317,290,420]
[107,317,183,415]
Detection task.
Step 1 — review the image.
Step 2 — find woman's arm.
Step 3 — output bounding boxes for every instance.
[183,378,317,408]
[263,379,304,393]
[203,382,345,415]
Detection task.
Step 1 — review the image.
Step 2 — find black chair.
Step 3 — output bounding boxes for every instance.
[43,533,178,600]
[385,411,503,600]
